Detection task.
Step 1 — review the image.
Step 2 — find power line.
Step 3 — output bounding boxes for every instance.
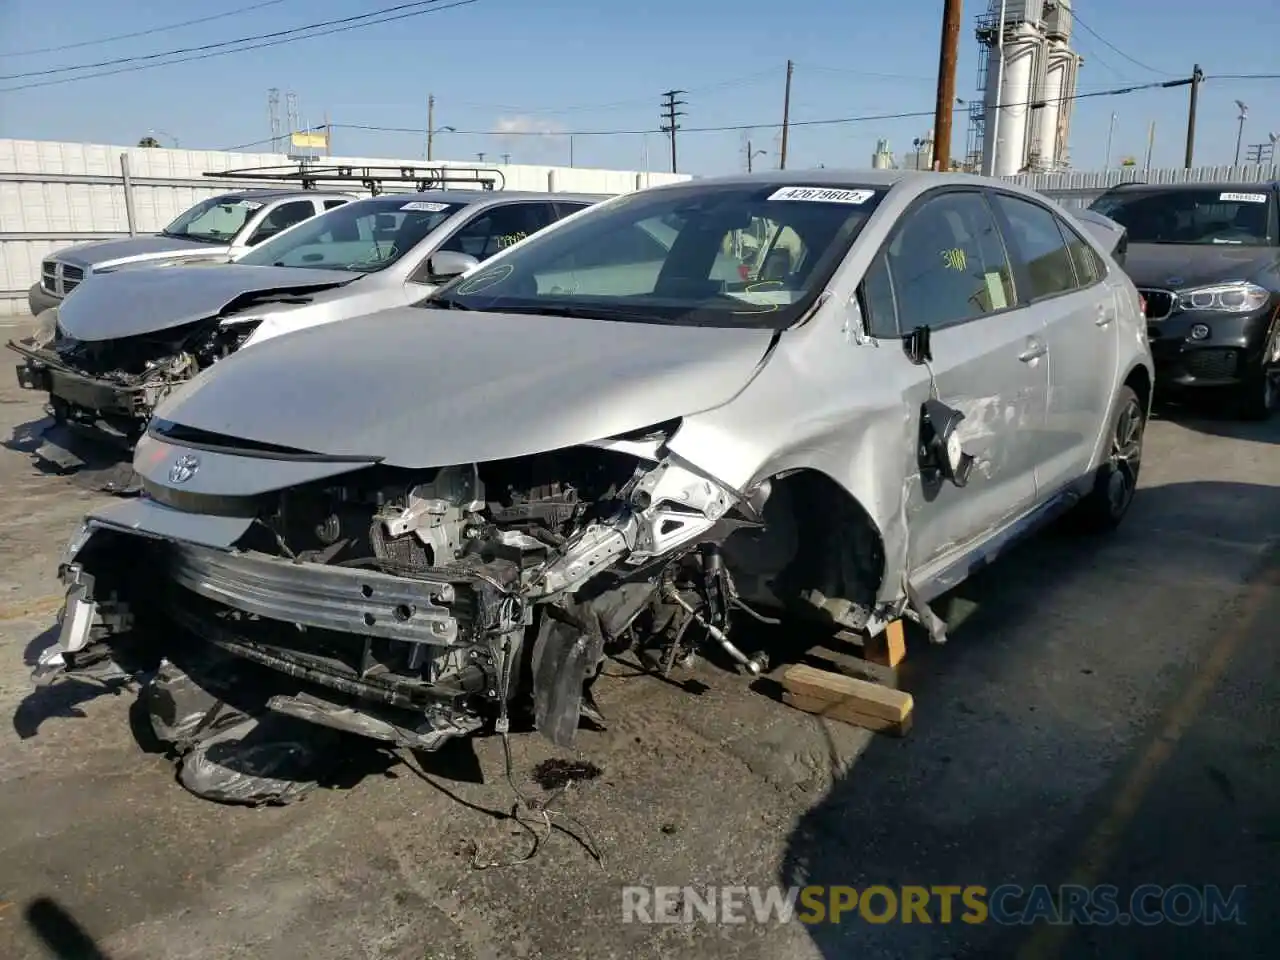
[1071,11,1176,77]
[445,69,778,117]
[1,0,461,81]
[218,73,1280,152]
[0,1,291,57]
[0,1,479,92]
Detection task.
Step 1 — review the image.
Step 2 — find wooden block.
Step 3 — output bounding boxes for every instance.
[865,619,907,668]
[780,663,913,724]
[803,648,899,689]
[782,691,913,737]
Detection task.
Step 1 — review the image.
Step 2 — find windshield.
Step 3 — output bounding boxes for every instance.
[1090,188,1276,246]
[427,182,885,328]
[162,195,266,243]
[237,196,462,272]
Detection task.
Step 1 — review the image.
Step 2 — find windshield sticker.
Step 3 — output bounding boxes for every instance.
[1219,192,1267,203]
[401,201,451,212]
[984,271,1008,310]
[768,186,875,205]
[454,263,513,295]
[941,248,967,271]
[236,200,264,210]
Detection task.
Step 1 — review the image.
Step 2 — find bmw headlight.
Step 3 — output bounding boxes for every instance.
[1175,282,1270,314]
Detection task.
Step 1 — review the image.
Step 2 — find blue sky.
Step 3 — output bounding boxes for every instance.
[1,0,1277,176]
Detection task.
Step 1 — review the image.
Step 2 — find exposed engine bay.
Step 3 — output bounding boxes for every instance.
[11,314,261,440]
[42,426,885,803]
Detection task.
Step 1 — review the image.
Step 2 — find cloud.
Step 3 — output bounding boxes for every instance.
[493,115,567,137]
[489,115,570,164]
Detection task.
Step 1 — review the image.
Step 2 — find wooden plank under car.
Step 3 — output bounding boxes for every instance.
[780,662,915,737]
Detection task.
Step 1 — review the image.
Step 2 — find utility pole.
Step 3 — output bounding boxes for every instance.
[660,89,686,174]
[502,152,511,165]
[477,151,486,162]
[1104,112,1116,169]
[427,94,435,161]
[1143,120,1156,177]
[932,0,964,171]
[780,59,794,170]
[1183,64,1203,169]
[323,111,331,156]
[1233,100,1248,167]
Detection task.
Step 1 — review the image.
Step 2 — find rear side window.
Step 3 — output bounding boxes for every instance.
[885,191,1016,331]
[324,199,349,210]
[1062,224,1103,285]
[992,194,1079,298]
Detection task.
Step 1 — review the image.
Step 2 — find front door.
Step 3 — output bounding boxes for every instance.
[878,190,1049,578]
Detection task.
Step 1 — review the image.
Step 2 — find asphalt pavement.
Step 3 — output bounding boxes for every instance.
[0,374,1276,960]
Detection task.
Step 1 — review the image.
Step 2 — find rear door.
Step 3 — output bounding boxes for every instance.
[874,189,1049,576]
[990,192,1119,497]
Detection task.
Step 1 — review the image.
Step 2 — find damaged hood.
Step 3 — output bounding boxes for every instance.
[52,234,224,271]
[56,264,363,342]
[1123,243,1280,289]
[156,306,777,467]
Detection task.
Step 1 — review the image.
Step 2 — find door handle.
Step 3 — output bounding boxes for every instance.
[1018,340,1047,362]
[1095,305,1114,327]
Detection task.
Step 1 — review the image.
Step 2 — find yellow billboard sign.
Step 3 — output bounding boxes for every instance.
[290,131,328,149]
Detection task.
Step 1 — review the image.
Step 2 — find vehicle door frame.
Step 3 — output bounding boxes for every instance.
[850,183,1050,581]
[227,196,317,256]
[986,188,1121,498]
[403,199,560,290]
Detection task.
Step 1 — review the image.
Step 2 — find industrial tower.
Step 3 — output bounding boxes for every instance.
[966,0,1085,176]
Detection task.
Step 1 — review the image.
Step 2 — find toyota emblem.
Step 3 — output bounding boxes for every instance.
[168,453,200,484]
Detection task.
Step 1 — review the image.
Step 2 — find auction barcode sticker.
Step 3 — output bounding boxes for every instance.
[401,201,451,212]
[1219,192,1267,203]
[768,186,876,204]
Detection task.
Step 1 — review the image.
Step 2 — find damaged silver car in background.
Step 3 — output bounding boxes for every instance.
[33,170,1153,805]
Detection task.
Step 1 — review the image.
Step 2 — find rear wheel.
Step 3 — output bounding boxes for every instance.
[1076,385,1145,532]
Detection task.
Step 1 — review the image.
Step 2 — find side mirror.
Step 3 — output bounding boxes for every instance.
[904,325,932,365]
[427,250,481,281]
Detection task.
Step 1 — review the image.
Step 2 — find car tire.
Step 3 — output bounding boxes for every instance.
[1234,368,1278,422]
[1076,385,1145,532]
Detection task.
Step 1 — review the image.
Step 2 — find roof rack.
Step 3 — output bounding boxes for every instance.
[202,162,506,195]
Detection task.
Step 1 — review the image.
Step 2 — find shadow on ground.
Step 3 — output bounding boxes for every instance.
[22,897,115,960]
[3,417,139,493]
[1153,395,1280,446]
[781,480,1280,959]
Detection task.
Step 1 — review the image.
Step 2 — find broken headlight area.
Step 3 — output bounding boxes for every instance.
[38,440,786,801]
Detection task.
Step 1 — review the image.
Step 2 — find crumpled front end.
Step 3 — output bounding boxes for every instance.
[37,422,787,801]
[9,314,259,444]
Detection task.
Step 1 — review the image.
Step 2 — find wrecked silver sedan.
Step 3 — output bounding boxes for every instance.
[35,170,1153,803]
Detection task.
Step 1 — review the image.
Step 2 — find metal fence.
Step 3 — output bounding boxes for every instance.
[1008,163,1280,209]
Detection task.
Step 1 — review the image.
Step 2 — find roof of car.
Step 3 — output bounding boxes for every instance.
[1097,180,1280,193]
[215,188,355,201]
[331,189,611,207]
[642,168,1061,194]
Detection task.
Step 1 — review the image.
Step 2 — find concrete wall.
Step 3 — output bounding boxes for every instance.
[0,138,690,316]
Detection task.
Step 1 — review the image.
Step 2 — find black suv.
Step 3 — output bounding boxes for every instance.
[1089,181,1280,419]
